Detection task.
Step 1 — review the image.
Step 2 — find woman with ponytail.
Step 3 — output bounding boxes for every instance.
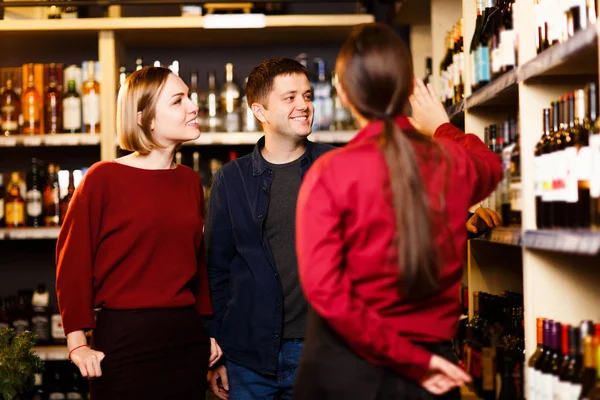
[294,23,502,399]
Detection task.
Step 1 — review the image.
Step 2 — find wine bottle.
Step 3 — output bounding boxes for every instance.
[564,93,579,227]
[528,318,545,399]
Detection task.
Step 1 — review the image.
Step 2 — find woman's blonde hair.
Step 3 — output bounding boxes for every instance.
[116,66,172,155]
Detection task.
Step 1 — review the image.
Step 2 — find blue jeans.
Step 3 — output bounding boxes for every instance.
[226,339,304,400]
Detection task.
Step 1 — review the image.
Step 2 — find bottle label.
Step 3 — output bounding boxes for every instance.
[552,149,567,201]
[564,147,579,203]
[542,153,554,201]
[0,198,4,221]
[453,53,460,85]
[510,180,522,212]
[49,394,66,400]
[66,393,83,399]
[534,155,543,197]
[492,46,502,74]
[26,189,43,217]
[571,382,583,399]
[471,51,479,87]
[551,375,561,400]
[478,46,491,82]
[482,347,496,391]
[6,202,25,225]
[540,373,554,398]
[526,367,536,400]
[459,52,465,77]
[31,315,50,341]
[63,97,82,130]
[51,313,66,340]
[500,29,517,67]
[12,319,30,335]
[82,92,100,126]
[577,145,592,182]
[590,135,600,198]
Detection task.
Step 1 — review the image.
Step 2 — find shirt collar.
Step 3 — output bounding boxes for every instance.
[252,136,313,176]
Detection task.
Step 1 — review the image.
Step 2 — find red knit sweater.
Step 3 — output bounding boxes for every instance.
[56,161,212,336]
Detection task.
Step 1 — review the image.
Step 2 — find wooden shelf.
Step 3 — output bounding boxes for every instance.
[184,130,355,146]
[472,226,522,247]
[467,68,519,110]
[33,345,69,361]
[522,230,600,255]
[519,23,599,82]
[0,14,374,47]
[446,101,465,124]
[0,227,60,240]
[0,134,101,147]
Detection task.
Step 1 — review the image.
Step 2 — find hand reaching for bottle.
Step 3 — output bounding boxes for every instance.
[409,79,450,137]
[420,355,472,395]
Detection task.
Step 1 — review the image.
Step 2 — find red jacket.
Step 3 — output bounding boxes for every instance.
[296,116,502,381]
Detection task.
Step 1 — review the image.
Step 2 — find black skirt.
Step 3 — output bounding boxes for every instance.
[293,309,461,400]
[90,307,210,400]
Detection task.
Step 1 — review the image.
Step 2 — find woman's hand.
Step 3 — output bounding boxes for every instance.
[408,79,450,137]
[209,337,223,367]
[420,355,472,395]
[70,346,106,379]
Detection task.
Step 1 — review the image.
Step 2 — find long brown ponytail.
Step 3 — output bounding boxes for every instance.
[336,23,441,300]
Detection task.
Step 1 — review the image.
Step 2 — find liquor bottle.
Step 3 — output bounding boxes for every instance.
[535,319,553,400]
[0,175,4,227]
[220,63,241,133]
[500,0,517,73]
[440,30,453,106]
[527,317,545,399]
[562,326,582,399]
[135,57,144,71]
[564,93,579,227]
[312,58,333,131]
[574,322,595,397]
[82,61,100,134]
[6,172,26,228]
[331,72,353,131]
[463,291,480,379]
[470,0,484,90]
[27,158,44,227]
[119,66,128,89]
[546,0,563,47]
[1,73,21,135]
[551,98,567,228]
[50,304,67,345]
[586,343,600,399]
[241,77,258,132]
[509,117,521,225]
[476,0,495,90]
[574,86,593,228]
[189,69,204,128]
[63,79,82,134]
[487,0,503,80]
[45,63,63,134]
[31,283,50,345]
[206,69,222,132]
[12,291,32,335]
[454,20,465,104]
[59,171,75,224]
[44,163,61,227]
[550,322,564,399]
[579,336,597,399]
[591,84,600,230]
[567,0,589,36]
[22,64,42,135]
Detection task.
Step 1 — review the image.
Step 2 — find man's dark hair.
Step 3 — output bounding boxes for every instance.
[245,58,309,109]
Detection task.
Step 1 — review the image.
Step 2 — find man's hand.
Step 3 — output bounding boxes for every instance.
[466,207,503,234]
[210,365,229,400]
[408,79,450,137]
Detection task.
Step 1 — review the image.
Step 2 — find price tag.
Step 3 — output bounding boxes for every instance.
[80,134,100,145]
[0,137,17,147]
[204,13,266,29]
[23,136,43,146]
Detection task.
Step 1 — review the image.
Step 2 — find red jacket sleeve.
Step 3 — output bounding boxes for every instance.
[296,165,432,381]
[195,181,213,316]
[55,170,102,336]
[433,123,503,206]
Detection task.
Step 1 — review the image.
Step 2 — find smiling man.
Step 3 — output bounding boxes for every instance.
[205,58,335,400]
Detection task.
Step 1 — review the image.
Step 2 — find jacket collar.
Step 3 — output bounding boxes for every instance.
[251,136,313,176]
[349,115,415,146]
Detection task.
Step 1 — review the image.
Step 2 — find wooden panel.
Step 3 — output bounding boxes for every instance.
[99,30,118,161]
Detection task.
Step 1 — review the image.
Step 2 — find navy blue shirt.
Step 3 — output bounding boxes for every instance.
[205,136,335,375]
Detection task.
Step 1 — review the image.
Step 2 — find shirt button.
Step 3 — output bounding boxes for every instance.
[262,186,267,191]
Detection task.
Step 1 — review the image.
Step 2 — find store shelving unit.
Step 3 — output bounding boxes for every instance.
[436,0,600,394]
